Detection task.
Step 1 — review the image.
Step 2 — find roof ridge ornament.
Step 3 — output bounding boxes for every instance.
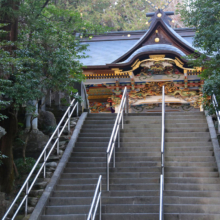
[146,9,174,27]
[146,0,173,11]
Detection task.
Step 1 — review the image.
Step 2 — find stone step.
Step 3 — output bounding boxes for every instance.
[77,137,211,142]
[123,123,208,129]
[52,189,220,198]
[64,166,217,173]
[61,171,218,179]
[58,177,220,185]
[55,182,220,192]
[66,161,217,168]
[78,132,210,138]
[69,156,215,163]
[81,127,209,133]
[73,146,213,153]
[74,141,212,147]
[83,119,207,125]
[41,213,220,220]
[49,196,220,206]
[52,190,160,198]
[72,151,213,157]
[56,183,160,191]
[45,203,220,215]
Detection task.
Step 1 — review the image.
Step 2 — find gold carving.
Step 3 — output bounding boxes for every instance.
[149,55,165,61]
[131,59,141,71]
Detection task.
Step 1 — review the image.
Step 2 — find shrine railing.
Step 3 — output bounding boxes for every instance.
[159,86,165,220]
[106,87,129,191]
[212,94,220,128]
[2,95,79,220]
[87,175,102,220]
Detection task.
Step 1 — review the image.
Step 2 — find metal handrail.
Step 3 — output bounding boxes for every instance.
[106,87,128,191]
[3,94,79,220]
[212,94,220,126]
[159,86,165,220]
[87,175,102,220]
[81,82,90,111]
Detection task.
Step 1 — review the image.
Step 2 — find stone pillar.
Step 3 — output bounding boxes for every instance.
[45,90,51,106]
[54,92,60,106]
[26,100,38,131]
[41,96,46,111]
[32,100,38,130]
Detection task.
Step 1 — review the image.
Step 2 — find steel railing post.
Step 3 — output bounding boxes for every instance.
[99,178,102,220]
[43,151,46,178]
[126,92,129,115]
[113,146,115,168]
[68,108,70,134]
[77,102,79,117]
[118,126,120,148]
[122,110,124,129]
[57,129,59,155]
[25,182,28,216]
[107,154,109,191]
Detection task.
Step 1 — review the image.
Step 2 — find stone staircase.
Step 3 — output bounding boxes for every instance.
[39,112,220,220]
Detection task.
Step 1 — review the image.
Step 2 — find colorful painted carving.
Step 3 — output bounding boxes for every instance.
[138,60,181,75]
[90,102,111,113]
[136,60,182,80]
[107,94,121,107]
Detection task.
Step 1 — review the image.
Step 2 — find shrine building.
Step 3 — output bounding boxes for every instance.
[79,10,203,113]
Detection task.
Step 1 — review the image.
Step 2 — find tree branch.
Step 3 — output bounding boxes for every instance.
[36,0,51,19]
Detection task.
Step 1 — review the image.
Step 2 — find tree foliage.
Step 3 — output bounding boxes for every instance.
[53,0,183,31]
[0,0,105,193]
[178,0,220,113]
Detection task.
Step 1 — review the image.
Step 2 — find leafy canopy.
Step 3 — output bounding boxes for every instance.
[178,0,220,113]
[0,0,106,119]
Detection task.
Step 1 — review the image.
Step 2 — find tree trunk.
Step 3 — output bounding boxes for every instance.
[0,110,17,193]
[0,0,19,194]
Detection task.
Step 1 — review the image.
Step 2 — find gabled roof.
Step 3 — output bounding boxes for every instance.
[80,9,197,68]
[112,9,196,64]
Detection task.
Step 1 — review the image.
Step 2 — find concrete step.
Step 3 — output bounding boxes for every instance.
[45,203,220,215]
[49,196,220,206]
[58,177,220,185]
[73,146,213,153]
[67,161,217,168]
[63,166,217,174]
[61,171,218,179]
[79,132,210,138]
[77,136,211,142]
[123,123,208,129]
[124,119,207,124]
[41,213,220,220]
[56,183,160,191]
[52,190,160,198]
[52,189,220,198]
[68,156,215,163]
[74,141,213,148]
[81,127,209,133]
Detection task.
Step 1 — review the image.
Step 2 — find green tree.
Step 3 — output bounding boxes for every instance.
[53,0,182,31]
[178,0,220,113]
[0,0,105,193]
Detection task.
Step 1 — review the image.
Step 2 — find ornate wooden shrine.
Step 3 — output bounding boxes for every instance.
[80,9,203,113]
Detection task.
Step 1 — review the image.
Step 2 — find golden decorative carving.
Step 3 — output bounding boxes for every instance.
[131,59,141,71]
[149,55,165,61]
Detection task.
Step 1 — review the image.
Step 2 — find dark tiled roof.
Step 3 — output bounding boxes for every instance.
[119,44,186,64]
[79,35,194,66]
[80,40,137,66]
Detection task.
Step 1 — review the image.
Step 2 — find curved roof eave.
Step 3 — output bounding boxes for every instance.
[118,44,186,64]
[112,18,196,64]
